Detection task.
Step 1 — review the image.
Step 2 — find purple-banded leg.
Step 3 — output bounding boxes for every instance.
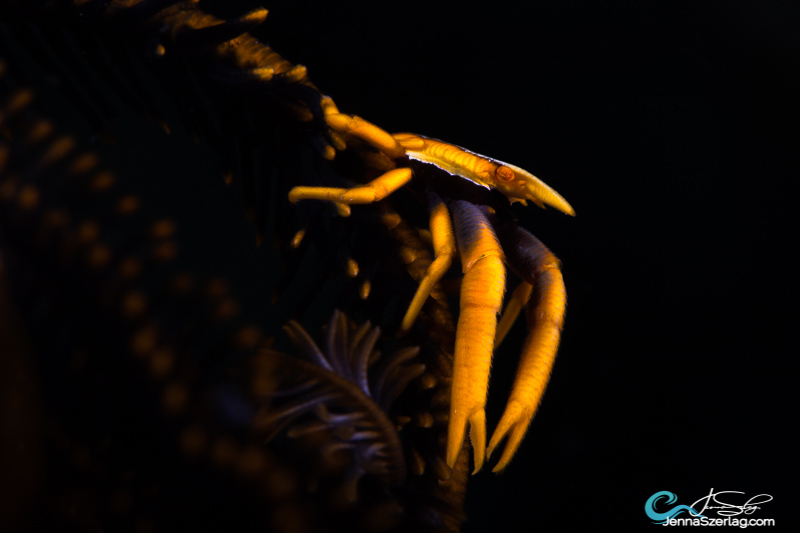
[487,223,566,472]
[446,201,506,473]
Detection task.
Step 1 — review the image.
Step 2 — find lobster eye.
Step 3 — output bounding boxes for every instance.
[495,165,515,182]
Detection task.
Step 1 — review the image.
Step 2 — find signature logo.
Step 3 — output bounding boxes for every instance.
[645,489,773,524]
[645,491,705,523]
[690,488,773,517]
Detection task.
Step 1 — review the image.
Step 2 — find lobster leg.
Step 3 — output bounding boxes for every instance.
[399,193,456,335]
[287,112,406,215]
[323,113,405,159]
[447,201,506,473]
[494,280,533,349]
[487,223,566,472]
[288,167,412,216]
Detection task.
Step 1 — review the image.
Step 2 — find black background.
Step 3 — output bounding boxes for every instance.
[237,1,798,530]
[5,0,799,530]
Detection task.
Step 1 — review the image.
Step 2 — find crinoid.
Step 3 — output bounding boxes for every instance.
[0,2,468,531]
[1,0,571,530]
[249,311,423,507]
[0,65,463,531]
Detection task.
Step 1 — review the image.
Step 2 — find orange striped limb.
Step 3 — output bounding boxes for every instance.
[494,280,533,349]
[288,168,412,217]
[394,133,575,216]
[446,201,506,473]
[324,113,405,159]
[486,226,566,472]
[398,194,456,335]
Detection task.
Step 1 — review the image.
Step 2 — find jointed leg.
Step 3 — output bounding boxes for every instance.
[447,201,506,473]
[288,164,456,339]
[324,113,405,159]
[399,193,456,335]
[494,280,533,349]
[487,226,566,472]
[288,167,412,216]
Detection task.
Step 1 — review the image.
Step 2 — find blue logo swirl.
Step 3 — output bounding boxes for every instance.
[645,491,705,524]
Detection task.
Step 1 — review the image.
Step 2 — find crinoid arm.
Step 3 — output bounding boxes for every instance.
[251,311,426,493]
